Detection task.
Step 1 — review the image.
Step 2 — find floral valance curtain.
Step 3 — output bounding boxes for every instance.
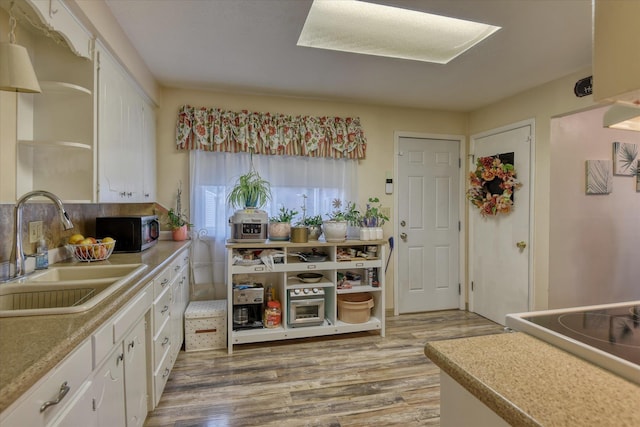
[176,105,367,159]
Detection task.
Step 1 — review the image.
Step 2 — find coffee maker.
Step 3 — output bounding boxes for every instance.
[232,284,264,330]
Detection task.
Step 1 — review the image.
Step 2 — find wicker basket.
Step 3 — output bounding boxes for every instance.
[68,239,116,262]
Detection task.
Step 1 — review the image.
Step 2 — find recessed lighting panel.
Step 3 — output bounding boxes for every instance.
[297,0,501,64]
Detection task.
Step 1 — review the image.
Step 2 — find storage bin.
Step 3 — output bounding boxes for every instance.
[337,293,374,324]
[185,300,227,351]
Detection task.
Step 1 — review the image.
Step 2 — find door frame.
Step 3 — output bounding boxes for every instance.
[393,131,466,315]
[468,119,536,315]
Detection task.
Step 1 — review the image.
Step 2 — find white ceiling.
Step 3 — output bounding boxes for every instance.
[104,0,593,112]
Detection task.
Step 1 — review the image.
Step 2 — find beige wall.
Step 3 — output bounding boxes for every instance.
[157,87,468,309]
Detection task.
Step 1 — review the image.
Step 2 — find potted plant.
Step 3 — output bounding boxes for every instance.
[359,197,389,240]
[167,182,192,241]
[300,214,323,240]
[227,164,272,210]
[268,206,299,241]
[296,194,320,240]
[323,199,359,242]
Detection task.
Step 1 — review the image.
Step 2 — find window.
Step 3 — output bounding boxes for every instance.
[189,151,357,290]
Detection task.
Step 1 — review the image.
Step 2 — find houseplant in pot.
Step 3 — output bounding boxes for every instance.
[268,206,299,241]
[360,197,389,240]
[301,214,323,240]
[323,199,359,242]
[227,166,272,210]
[167,182,192,241]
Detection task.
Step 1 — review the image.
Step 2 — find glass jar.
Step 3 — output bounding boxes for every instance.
[264,300,282,328]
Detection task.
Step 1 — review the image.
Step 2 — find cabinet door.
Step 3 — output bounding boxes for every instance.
[92,346,126,427]
[97,45,127,202]
[50,381,96,427]
[123,317,148,427]
[142,102,157,201]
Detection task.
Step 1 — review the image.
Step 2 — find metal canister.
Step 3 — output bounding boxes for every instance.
[290,226,309,243]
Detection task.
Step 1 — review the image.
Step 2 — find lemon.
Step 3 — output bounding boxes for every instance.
[68,234,85,245]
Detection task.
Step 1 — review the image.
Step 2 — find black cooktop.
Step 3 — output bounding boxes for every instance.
[523,304,639,365]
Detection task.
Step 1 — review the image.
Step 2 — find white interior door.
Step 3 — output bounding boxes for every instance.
[469,121,533,325]
[397,136,461,313]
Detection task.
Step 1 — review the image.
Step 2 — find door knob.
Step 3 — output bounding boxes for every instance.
[516,241,527,250]
[400,232,407,241]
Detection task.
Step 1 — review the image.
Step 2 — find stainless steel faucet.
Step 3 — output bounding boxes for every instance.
[9,190,74,279]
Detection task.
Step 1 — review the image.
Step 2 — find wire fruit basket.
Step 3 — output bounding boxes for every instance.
[68,239,116,262]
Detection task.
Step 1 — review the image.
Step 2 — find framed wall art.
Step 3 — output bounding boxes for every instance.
[585,160,613,195]
[612,142,639,176]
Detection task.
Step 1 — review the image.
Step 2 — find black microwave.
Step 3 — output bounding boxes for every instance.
[96,215,160,252]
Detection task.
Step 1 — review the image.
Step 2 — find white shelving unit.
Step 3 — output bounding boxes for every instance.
[226,239,386,354]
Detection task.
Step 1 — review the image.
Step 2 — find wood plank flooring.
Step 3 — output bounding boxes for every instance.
[144,310,505,427]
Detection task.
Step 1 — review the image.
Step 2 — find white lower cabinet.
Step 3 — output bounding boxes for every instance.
[92,287,151,427]
[0,340,93,427]
[149,247,191,408]
[0,246,191,426]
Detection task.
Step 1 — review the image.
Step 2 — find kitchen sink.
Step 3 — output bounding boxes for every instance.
[24,264,145,282]
[0,264,147,317]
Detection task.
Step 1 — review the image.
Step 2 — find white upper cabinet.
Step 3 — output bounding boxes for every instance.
[26,0,92,59]
[593,0,640,104]
[96,42,156,203]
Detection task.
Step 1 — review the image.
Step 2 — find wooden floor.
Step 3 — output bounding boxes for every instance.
[145,310,504,427]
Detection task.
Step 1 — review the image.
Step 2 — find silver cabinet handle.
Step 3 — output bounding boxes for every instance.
[160,278,169,287]
[162,336,170,346]
[40,382,70,412]
[128,340,135,351]
[161,305,169,314]
[162,368,170,378]
[116,352,124,366]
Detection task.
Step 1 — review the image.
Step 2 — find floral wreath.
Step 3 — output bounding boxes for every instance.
[467,154,522,216]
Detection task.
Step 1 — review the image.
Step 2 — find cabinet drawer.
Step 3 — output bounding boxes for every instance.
[153,316,172,371]
[0,339,92,427]
[152,348,173,407]
[153,286,171,335]
[113,285,152,343]
[153,266,172,298]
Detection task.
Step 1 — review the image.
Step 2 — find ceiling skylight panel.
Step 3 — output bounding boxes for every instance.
[297,0,501,64]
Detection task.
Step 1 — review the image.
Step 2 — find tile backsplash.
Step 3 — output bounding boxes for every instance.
[0,203,161,262]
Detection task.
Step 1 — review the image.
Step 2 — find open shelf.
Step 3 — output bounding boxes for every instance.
[227,239,386,353]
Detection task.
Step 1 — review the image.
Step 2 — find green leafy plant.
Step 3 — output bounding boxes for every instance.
[361,197,389,227]
[326,198,360,225]
[300,214,323,226]
[227,168,272,210]
[167,208,191,230]
[269,206,299,223]
[166,182,192,230]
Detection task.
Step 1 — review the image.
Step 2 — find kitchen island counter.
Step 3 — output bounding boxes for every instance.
[0,240,190,413]
[424,332,640,427]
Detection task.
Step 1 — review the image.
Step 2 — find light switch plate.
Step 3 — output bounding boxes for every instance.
[29,221,43,243]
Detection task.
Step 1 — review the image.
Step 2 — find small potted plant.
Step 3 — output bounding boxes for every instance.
[301,214,323,240]
[167,182,192,241]
[227,163,272,210]
[324,199,359,242]
[359,197,389,240]
[268,206,299,241]
[295,194,318,240]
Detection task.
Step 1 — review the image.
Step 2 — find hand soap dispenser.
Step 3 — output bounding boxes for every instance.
[35,238,49,270]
